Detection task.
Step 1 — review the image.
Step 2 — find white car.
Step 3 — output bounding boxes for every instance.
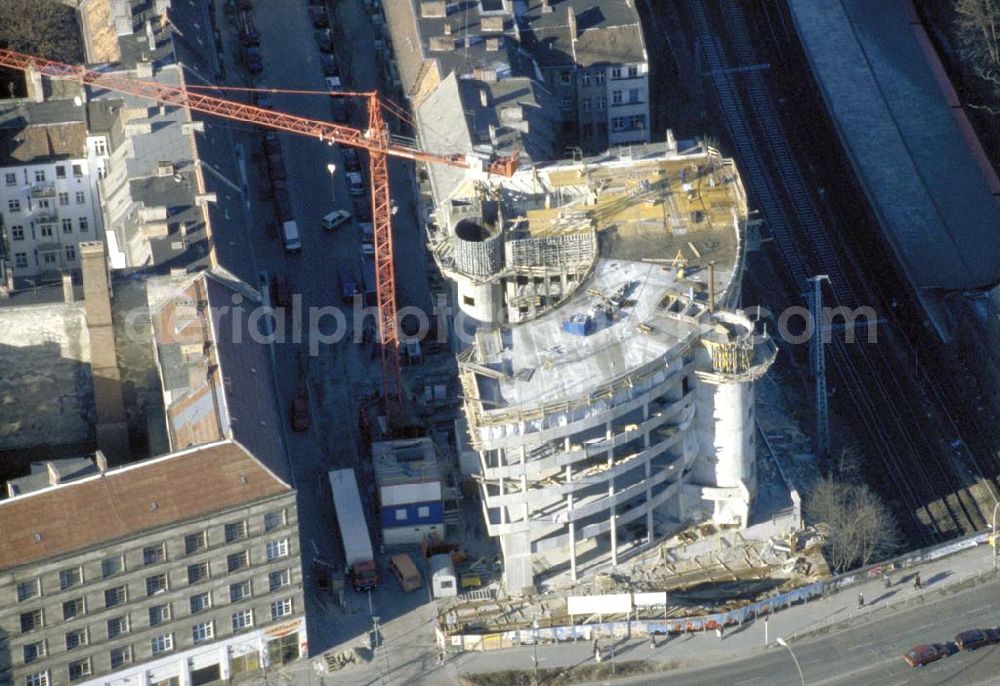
[347,171,365,197]
[321,209,351,231]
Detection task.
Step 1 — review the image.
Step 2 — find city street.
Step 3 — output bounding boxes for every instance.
[214,0,437,661]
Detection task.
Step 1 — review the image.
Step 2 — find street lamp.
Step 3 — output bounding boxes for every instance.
[776,637,805,686]
[531,619,539,686]
[326,163,337,204]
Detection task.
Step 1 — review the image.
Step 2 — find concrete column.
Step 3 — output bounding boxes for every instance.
[520,444,529,524]
[644,402,653,544]
[499,474,506,525]
[565,436,576,581]
[607,421,616,566]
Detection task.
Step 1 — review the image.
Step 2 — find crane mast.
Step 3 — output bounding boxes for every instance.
[0,48,518,429]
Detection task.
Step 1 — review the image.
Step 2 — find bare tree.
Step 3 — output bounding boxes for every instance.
[0,0,82,63]
[955,0,1000,82]
[806,477,901,573]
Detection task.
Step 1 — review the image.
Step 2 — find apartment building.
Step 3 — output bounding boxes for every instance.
[0,99,108,288]
[0,441,305,686]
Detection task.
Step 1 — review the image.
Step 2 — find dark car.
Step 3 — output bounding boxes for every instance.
[342,147,361,172]
[331,97,349,123]
[267,151,287,180]
[352,196,372,223]
[274,187,293,222]
[252,88,273,109]
[309,6,330,28]
[263,131,281,155]
[902,643,948,667]
[270,273,292,308]
[241,46,262,74]
[955,629,995,651]
[238,0,252,9]
[315,30,333,53]
[290,396,310,432]
[320,53,339,77]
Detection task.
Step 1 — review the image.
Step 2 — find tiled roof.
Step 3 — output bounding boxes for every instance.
[0,441,291,571]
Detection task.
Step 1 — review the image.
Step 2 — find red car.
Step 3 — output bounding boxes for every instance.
[902,643,948,667]
[290,396,310,432]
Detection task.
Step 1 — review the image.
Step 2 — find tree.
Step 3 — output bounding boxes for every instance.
[955,0,1000,83]
[806,477,901,573]
[0,0,83,98]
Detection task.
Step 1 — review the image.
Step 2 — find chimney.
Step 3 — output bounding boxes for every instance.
[444,22,452,35]
[145,19,156,49]
[45,462,61,486]
[62,273,75,303]
[80,242,129,465]
[480,88,489,107]
[707,261,716,313]
[541,0,552,13]
[568,7,577,40]
[95,450,108,473]
[26,69,45,103]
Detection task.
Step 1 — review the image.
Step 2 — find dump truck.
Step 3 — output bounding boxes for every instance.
[390,553,422,592]
[328,469,378,591]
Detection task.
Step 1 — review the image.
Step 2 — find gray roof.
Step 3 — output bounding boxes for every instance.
[788,0,1000,290]
[0,99,88,165]
[6,458,99,497]
[519,0,646,68]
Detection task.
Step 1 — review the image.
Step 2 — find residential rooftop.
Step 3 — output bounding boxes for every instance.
[0,99,88,165]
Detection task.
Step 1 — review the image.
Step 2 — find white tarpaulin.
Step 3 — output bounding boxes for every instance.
[567,593,632,616]
[633,592,668,608]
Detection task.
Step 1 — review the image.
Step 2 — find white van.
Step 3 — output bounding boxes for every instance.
[282,220,302,254]
[321,209,351,231]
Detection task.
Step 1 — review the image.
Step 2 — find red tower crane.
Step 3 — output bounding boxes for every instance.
[0,48,518,429]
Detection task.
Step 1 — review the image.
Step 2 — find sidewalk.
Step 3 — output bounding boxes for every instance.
[446,541,998,681]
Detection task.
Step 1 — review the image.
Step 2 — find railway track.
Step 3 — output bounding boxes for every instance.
[686,0,991,541]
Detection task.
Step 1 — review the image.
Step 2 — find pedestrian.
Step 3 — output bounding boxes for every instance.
[882,572,891,588]
[857,592,864,608]
[437,650,444,665]
[914,572,922,590]
[716,626,723,639]
[594,646,603,663]
[649,634,657,650]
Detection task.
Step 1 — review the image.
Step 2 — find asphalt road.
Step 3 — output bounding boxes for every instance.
[621,578,1000,686]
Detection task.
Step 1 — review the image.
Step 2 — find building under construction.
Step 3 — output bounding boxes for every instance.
[426,141,775,593]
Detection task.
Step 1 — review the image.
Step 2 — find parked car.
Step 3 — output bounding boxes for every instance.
[347,171,365,196]
[267,150,287,180]
[321,209,352,231]
[238,14,260,46]
[270,273,292,308]
[331,97,349,123]
[325,75,343,92]
[902,643,948,667]
[290,395,310,432]
[342,147,361,172]
[315,30,333,53]
[955,629,995,651]
[274,187,293,222]
[320,53,339,77]
[309,0,324,5]
[238,0,252,9]
[309,6,330,28]
[241,46,262,74]
[352,196,372,223]
[252,88,273,109]
[263,131,281,155]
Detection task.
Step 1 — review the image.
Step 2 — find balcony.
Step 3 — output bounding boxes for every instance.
[31,207,58,223]
[30,182,56,199]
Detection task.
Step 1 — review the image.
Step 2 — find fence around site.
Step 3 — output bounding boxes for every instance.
[437,530,994,652]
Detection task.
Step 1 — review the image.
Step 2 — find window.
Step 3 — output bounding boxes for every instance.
[149,603,171,626]
[14,252,28,269]
[16,579,39,602]
[39,225,53,238]
[394,509,407,521]
[37,199,50,209]
[232,609,254,631]
[110,646,132,668]
[25,673,49,686]
[184,531,208,555]
[230,580,251,602]
[191,621,214,644]
[23,641,45,664]
[582,123,594,139]
[582,98,591,113]
[75,191,85,204]
[612,90,623,105]
[225,521,248,543]
[94,139,107,156]
[581,71,590,87]
[34,170,46,183]
[20,609,42,633]
[227,550,249,572]
[189,592,211,614]
[270,598,293,620]
[78,217,88,232]
[629,88,640,104]
[628,65,639,78]
[107,615,130,639]
[55,165,66,179]
[595,71,605,85]
[611,67,622,79]
[72,164,83,177]
[65,245,76,262]
[187,562,209,584]
[105,585,127,608]
[10,225,24,241]
[8,199,21,212]
[265,539,289,561]
[596,96,606,110]
[65,628,88,650]
[559,70,571,85]
[58,192,69,206]
[4,172,15,185]
[102,555,124,578]
[42,253,57,265]
[612,117,625,132]
[462,295,475,306]
[264,510,286,532]
[268,569,291,592]
[62,218,72,233]
[143,543,166,565]
[62,598,85,620]
[68,658,91,682]
[146,573,168,596]
[560,97,572,110]
[151,633,173,655]
[418,505,431,518]
[630,115,645,130]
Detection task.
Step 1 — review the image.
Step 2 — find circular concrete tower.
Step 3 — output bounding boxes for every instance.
[452,219,504,323]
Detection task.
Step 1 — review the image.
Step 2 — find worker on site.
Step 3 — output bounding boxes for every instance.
[857,592,864,608]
